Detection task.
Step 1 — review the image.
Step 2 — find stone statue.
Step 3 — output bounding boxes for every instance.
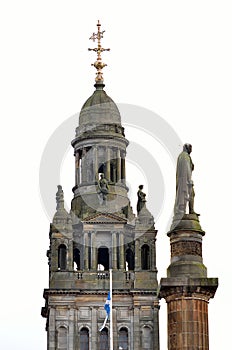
[174,143,198,215]
[98,173,109,204]
[56,185,64,211]
[137,185,146,214]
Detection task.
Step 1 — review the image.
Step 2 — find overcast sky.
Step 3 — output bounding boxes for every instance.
[1,1,232,349]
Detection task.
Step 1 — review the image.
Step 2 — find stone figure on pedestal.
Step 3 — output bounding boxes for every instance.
[137,185,146,214]
[98,173,109,204]
[174,143,198,215]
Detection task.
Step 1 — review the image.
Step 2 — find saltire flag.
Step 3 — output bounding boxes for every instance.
[99,292,111,331]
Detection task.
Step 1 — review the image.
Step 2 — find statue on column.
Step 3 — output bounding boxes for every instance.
[98,173,109,204]
[137,185,146,214]
[174,143,198,215]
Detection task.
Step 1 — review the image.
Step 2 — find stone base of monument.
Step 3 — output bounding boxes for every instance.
[166,213,207,278]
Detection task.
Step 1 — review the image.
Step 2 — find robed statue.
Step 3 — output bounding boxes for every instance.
[174,143,198,215]
[137,185,146,214]
[98,173,109,204]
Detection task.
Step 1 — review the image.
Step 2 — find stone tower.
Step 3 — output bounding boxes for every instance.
[41,21,160,350]
[159,144,218,350]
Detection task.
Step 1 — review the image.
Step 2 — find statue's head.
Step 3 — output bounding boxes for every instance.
[139,185,143,190]
[183,143,192,154]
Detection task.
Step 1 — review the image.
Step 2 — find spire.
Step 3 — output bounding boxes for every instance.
[88,20,110,84]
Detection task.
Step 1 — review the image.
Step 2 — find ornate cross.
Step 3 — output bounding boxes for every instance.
[88,20,110,82]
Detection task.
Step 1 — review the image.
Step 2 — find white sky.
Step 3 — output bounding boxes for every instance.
[1,1,232,349]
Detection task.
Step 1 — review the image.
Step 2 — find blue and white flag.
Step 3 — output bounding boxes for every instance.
[99,292,111,331]
[104,291,110,316]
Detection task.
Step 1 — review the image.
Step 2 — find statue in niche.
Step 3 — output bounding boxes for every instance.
[174,143,199,215]
[137,185,146,214]
[98,173,109,204]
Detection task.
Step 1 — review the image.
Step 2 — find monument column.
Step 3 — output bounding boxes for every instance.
[159,144,218,350]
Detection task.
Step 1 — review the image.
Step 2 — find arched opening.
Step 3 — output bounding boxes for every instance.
[98,164,105,178]
[98,247,109,271]
[141,326,152,350]
[100,328,109,350]
[73,248,80,270]
[58,244,67,270]
[80,327,89,350]
[141,244,150,270]
[57,326,67,349]
[126,248,134,271]
[119,327,128,349]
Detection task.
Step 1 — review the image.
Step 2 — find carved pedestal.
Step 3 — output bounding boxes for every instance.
[159,214,218,350]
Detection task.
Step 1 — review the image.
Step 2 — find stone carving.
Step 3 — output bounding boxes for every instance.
[174,144,198,215]
[136,185,146,214]
[171,241,202,257]
[98,173,109,204]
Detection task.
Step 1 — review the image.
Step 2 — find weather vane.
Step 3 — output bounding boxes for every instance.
[88,20,110,82]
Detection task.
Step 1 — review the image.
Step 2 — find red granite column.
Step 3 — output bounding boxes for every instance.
[166,293,210,350]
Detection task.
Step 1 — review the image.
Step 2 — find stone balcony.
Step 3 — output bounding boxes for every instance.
[49,270,158,290]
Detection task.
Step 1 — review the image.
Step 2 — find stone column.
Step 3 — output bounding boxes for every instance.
[48,308,56,350]
[119,232,125,270]
[133,304,140,350]
[151,239,156,271]
[160,289,212,350]
[112,307,117,350]
[75,151,80,186]
[81,148,87,183]
[91,307,97,349]
[94,146,98,181]
[159,214,218,350]
[134,239,140,270]
[91,232,97,270]
[121,151,126,183]
[153,300,160,350]
[84,232,89,270]
[116,148,121,182]
[106,147,111,181]
[112,232,117,269]
[68,308,75,350]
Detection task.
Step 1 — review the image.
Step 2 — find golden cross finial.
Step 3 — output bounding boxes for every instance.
[88,20,110,82]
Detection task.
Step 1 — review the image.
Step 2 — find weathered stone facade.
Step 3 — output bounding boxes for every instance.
[42,80,160,349]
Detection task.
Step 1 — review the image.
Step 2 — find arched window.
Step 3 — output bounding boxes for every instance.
[98,247,109,271]
[57,326,67,349]
[100,327,109,350]
[58,244,67,270]
[73,248,80,270]
[80,327,89,350]
[141,326,152,350]
[119,327,128,349]
[126,248,134,270]
[141,244,150,270]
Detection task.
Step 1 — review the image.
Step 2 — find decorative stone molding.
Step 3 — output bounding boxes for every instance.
[171,240,202,257]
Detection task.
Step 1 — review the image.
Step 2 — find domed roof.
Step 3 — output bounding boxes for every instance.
[79,83,121,126]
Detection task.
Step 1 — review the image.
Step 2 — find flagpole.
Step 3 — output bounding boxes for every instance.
[109,268,113,350]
